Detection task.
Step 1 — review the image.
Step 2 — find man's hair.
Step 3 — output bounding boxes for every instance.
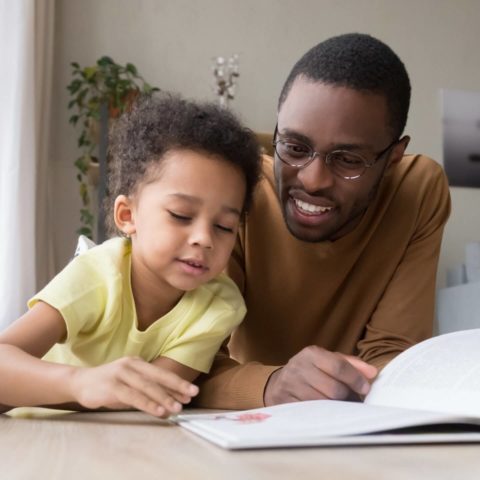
[105,92,261,235]
[278,33,411,138]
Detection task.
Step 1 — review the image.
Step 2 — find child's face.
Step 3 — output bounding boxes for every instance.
[121,149,246,293]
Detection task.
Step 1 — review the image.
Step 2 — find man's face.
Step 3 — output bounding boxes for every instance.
[275,77,404,243]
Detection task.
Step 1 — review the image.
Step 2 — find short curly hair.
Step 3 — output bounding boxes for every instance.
[105,93,262,236]
[278,33,411,139]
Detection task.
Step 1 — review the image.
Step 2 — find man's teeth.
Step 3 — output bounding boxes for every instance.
[294,199,333,214]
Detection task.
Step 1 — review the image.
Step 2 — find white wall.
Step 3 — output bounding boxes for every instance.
[51,0,480,286]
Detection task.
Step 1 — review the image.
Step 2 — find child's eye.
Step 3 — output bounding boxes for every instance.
[168,211,191,222]
[215,224,234,233]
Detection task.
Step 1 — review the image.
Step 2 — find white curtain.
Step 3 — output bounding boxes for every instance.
[0,0,55,329]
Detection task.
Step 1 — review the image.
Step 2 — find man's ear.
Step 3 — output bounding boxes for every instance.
[388,135,410,166]
[114,195,136,236]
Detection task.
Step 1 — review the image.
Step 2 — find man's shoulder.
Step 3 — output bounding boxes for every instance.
[380,153,450,230]
[387,154,448,199]
[396,153,445,180]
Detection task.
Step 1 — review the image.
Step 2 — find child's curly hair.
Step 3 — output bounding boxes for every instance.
[104,92,262,236]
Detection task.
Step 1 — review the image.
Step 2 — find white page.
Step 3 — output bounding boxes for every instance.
[365,329,480,417]
[177,400,480,449]
[178,329,480,449]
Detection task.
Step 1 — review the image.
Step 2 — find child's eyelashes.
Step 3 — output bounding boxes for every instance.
[215,224,234,234]
[168,210,191,222]
[167,210,235,234]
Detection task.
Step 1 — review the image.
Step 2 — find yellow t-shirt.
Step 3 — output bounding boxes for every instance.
[28,237,245,373]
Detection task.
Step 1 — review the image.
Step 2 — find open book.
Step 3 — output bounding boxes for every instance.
[176,329,480,449]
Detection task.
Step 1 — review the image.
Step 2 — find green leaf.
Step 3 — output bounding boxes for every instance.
[105,76,117,89]
[79,182,89,205]
[76,87,89,105]
[67,79,83,94]
[71,61,80,69]
[69,114,79,125]
[80,208,95,225]
[75,155,90,174]
[126,63,137,75]
[84,66,97,80]
[77,226,93,238]
[78,131,86,147]
[97,56,114,67]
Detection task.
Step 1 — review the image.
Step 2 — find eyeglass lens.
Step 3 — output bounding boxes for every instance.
[274,140,369,179]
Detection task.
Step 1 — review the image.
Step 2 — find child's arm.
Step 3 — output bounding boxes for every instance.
[0,302,198,416]
[151,356,201,383]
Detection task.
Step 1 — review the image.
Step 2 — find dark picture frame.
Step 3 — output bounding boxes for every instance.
[442,88,480,188]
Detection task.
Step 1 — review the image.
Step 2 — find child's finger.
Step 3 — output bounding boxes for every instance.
[158,387,196,406]
[166,390,195,404]
[114,381,169,417]
[129,357,199,397]
[118,365,184,414]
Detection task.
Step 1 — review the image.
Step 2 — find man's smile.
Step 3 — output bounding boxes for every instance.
[293,198,334,215]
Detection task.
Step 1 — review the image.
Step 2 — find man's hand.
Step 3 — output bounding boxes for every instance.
[263,346,377,406]
[70,356,199,417]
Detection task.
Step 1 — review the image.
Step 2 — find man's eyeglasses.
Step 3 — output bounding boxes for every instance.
[272,126,398,180]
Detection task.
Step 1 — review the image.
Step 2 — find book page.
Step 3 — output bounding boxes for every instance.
[365,329,480,417]
[177,400,480,449]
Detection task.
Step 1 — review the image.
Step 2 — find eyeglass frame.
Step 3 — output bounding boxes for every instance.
[272,125,399,180]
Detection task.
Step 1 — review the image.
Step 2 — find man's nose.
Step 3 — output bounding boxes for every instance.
[297,154,335,193]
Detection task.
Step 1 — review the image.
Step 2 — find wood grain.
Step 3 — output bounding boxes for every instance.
[1,409,480,479]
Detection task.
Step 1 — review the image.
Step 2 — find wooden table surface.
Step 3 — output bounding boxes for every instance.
[1,409,480,480]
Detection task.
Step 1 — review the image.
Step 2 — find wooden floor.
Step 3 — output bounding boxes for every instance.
[1,409,480,479]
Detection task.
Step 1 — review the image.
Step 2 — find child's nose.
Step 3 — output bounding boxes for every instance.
[189,223,213,249]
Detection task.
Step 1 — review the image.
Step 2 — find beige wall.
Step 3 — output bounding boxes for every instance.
[51,0,480,286]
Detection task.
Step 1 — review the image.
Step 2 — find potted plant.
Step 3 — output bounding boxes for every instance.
[67,56,159,239]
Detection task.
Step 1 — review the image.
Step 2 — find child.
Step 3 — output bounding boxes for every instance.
[0,93,261,417]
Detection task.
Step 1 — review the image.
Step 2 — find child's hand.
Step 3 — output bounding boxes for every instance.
[70,356,199,417]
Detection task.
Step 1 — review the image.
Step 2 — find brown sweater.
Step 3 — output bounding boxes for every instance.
[195,154,451,409]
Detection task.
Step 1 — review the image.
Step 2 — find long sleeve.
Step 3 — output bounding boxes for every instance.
[356,158,451,368]
[194,344,279,409]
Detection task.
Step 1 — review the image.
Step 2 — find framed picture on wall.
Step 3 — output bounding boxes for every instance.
[442,88,480,188]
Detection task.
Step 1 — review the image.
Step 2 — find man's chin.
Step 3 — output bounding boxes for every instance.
[284,218,336,243]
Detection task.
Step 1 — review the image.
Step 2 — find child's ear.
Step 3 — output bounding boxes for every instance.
[114,195,136,236]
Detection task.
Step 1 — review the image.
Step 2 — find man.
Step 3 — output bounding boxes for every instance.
[196,33,451,409]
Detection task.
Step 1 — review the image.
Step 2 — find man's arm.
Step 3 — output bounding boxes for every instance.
[195,341,377,409]
[194,343,279,409]
[356,158,451,369]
